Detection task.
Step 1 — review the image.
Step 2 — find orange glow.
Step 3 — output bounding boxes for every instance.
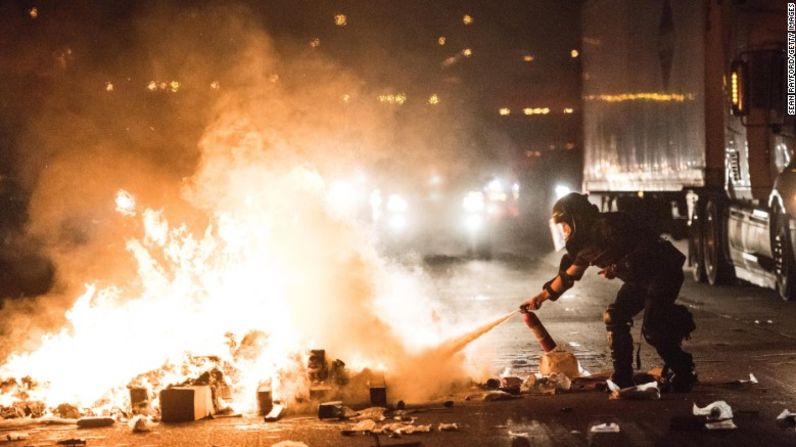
[438,36,446,46]
[462,14,473,25]
[427,94,440,105]
[499,107,511,116]
[584,92,694,103]
[114,189,136,216]
[462,48,472,57]
[378,93,407,105]
[522,55,534,62]
[334,14,347,26]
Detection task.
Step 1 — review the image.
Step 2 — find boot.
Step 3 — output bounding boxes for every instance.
[659,349,697,393]
[606,327,635,389]
[604,305,636,389]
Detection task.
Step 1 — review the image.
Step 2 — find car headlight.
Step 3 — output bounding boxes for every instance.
[464,214,483,232]
[462,191,485,213]
[387,194,408,213]
[389,214,407,231]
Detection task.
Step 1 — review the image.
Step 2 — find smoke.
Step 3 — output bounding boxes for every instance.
[0,2,509,407]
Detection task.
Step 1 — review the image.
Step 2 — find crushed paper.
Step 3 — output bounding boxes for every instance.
[693,401,733,420]
[349,419,377,432]
[590,422,620,433]
[129,415,154,433]
[352,407,387,421]
[609,381,660,400]
[776,409,796,422]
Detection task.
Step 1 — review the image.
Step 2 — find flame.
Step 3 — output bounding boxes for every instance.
[115,190,136,216]
[0,154,476,413]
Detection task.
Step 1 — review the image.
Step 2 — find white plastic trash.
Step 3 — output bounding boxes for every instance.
[590,422,620,433]
[693,401,733,421]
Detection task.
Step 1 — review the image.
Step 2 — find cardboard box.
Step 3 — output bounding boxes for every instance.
[159,386,213,422]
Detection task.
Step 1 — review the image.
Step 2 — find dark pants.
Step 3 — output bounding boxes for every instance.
[603,265,694,383]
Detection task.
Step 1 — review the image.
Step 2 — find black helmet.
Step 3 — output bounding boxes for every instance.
[552,192,599,238]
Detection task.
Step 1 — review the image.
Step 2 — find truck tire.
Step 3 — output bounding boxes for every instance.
[773,215,796,301]
[689,219,706,283]
[702,200,734,285]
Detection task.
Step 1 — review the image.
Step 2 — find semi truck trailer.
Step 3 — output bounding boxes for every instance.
[580,0,795,299]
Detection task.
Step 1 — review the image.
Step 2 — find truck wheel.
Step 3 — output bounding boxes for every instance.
[702,200,734,285]
[773,215,796,301]
[689,220,706,283]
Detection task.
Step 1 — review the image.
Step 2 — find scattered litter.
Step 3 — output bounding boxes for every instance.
[776,409,796,427]
[76,416,115,428]
[523,375,557,395]
[705,419,737,430]
[381,423,431,435]
[549,372,572,391]
[271,442,308,447]
[129,415,154,433]
[590,422,620,433]
[4,432,29,441]
[352,407,387,421]
[499,376,523,394]
[264,403,285,422]
[609,381,660,400]
[539,347,580,378]
[482,390,515,401]
[693,401,733,420]
[569,376,606,392]
[728,372,759,387]
[777,409,796,421]
[349,419,377,433]
[438,422,458,431]
[391,411,413,422]
[568,341,581,348]
[54,404,81,419]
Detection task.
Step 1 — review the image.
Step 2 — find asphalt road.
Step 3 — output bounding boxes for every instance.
[3,240,796,446]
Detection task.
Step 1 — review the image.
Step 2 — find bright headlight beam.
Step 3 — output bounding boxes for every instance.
[554,184,571,199]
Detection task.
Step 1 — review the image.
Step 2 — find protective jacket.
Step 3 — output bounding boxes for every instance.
[564,212,685,283]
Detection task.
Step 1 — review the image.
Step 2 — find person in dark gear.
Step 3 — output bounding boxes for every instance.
[521,192,697,392]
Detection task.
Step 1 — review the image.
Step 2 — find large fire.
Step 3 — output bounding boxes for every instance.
[0,161,460,416]
[0,4,501,420]
[0,152,485,418]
